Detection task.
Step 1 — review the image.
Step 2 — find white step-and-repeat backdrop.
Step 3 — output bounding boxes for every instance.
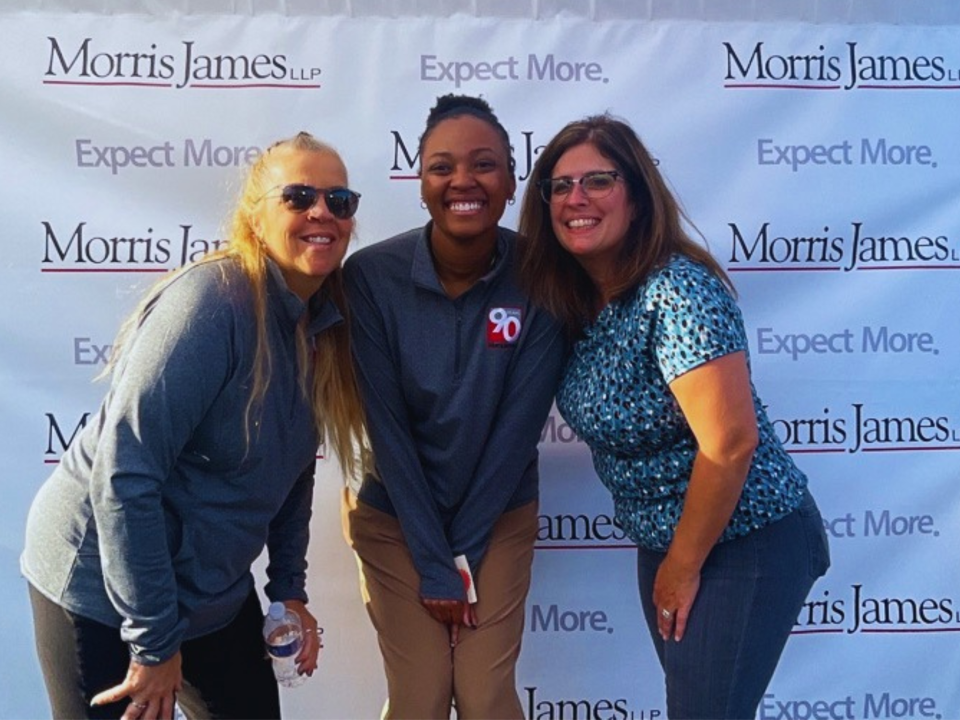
[2,2,958,718]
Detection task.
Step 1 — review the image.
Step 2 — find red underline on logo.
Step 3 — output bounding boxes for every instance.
[41,268,169,273]
[786,448,846,454]
[728,265,959,273]
[861,626,960,633]
[724,83,842,90]
[787,445,960,454]
[188,83,321,89]
[43,80,174,87]
[48,455,325,464]
[725,83,960,91]
[790,628,844,635]
[856,264,960,270]
[727,266,842,273]
[858,84,960,90]
[389,175,419,180]
[862,445,960,453]
[534,543,637,551]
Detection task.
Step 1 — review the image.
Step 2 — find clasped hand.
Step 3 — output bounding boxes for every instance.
[421,597,478,646]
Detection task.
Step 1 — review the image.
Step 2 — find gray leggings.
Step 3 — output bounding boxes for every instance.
[28,585,279,719]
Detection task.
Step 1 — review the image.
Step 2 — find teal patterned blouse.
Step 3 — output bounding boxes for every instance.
[556,255,807,551]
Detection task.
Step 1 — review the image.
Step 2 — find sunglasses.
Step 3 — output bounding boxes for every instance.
[538,170,621,203]
[261,184,361,219]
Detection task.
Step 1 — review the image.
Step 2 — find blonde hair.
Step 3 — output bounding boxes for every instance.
[107,132,367,479]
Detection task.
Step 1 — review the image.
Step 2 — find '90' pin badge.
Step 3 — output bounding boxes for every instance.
[487,307,522,347]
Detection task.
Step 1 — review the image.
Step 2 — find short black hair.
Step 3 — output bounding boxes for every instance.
[418,94,515,174]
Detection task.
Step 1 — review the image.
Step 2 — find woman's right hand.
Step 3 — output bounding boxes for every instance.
[421,598,478,646]
[90,651,183,720]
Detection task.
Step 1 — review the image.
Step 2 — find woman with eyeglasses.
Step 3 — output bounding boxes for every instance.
[21,132,366,719]
[518,115,830,720]
[341,95,565,719]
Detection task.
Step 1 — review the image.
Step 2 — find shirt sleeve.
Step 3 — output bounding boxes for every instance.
[344,257,463,600]
[265,461,315,603]
[649,261,747,384]
[446,307,566,573]
[90,268,237,664]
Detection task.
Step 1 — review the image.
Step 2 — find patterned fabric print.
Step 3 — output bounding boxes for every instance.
[557,255,808,551]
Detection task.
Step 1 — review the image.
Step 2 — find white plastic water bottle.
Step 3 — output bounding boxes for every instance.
[263,601,305,688]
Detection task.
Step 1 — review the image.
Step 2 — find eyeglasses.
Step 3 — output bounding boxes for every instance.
[538,171,621,203]
[260,184,361,219]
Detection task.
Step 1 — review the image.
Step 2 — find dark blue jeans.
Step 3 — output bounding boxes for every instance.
[636,489,830,720]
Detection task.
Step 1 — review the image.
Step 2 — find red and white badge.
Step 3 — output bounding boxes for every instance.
[454,554,478,603]
[487,306,522,346]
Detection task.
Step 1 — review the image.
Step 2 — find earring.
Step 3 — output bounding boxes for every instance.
[420,199,427,209]
[508,196,516,205]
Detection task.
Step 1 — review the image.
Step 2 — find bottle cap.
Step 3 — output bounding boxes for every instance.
[268,601,287,620]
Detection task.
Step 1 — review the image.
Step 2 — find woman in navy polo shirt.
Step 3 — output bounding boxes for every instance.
[342,95,565,719]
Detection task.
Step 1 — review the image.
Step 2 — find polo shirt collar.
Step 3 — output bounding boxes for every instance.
[411,222,508,294]
[265,257,343,337]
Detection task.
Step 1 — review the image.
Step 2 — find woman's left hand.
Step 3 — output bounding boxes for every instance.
[652,555,701,642]
[284,600,321,677]
[90,652,182,720]
[657,351,758,644]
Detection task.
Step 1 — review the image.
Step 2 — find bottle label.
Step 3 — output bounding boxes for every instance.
[266,631,301,659]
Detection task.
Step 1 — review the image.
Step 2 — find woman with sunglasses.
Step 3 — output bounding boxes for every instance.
[518,115,830,720]
[21,132,366,719]
[342,95,565,719]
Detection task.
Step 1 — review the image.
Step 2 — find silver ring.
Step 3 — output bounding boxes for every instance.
[132,701,148,709]
[661,608,672,619]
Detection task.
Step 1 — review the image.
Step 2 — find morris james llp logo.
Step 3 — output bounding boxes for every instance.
[523,686,658,720]
[770,402,959,455]
[40,221,227,272]
[389,128,658,184]
[795,584,960,635]
[726,221,959,272]
[43,37,322,89]
[539,413,584,445]
[44,412,91,462]
[723,41,960,90]
[536,510,633,549]
[389,128,546,183]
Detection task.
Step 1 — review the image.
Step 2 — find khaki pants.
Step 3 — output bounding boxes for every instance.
[342,489,537,720]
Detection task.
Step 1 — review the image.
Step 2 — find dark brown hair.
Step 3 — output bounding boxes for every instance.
[518,113,732,337]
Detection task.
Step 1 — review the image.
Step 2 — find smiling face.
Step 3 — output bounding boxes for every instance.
[253,147,354,300]
[420,114,516,247]
[548,142,634,286]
